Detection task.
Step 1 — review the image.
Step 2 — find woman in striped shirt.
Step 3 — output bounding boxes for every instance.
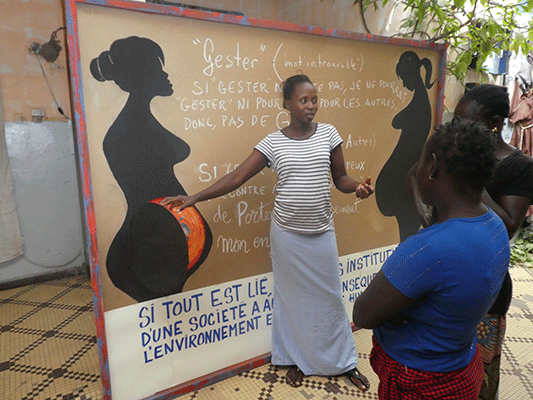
[162,74,373,390]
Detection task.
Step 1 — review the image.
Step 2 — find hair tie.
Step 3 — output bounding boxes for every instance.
[95,58,104,81]
[97,51,115,81]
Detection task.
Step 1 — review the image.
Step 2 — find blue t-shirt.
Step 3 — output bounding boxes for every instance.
[374,210,510,372]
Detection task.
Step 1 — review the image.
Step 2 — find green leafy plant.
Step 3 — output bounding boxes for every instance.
[339,0,533,81]
[510,222,533,266]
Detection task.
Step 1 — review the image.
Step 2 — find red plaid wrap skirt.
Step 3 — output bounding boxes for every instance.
[370,337,483,399]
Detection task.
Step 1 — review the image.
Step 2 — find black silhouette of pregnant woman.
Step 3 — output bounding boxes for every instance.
[375,51,434,242]
[90,36,212,302]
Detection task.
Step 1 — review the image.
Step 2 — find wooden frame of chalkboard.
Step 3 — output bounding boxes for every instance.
[64,1,446,398]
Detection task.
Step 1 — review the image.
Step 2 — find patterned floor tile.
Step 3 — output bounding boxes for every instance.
[14,284,71,303]
[0,302,38,326]
[17,308,81,332]
[0,330,43,360]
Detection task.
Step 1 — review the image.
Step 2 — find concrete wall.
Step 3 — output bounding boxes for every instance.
[0,0,71,123]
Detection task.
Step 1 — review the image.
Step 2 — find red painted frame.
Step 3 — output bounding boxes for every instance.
[63,1,446,398]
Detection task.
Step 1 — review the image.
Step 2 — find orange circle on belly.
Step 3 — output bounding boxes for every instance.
[150,198,207,270]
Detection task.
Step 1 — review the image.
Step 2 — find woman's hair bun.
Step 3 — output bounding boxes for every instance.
[90,51,115,82]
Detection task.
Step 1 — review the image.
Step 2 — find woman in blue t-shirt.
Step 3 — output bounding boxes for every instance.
[353,118,510,399]
[408,84,533,399]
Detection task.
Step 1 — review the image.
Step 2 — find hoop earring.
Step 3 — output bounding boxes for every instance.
[429,174,436,181]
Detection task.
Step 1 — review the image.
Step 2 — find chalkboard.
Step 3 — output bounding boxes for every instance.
[65,1,445,399]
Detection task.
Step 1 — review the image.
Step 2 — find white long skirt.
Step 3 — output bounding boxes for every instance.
[269,222,358,376]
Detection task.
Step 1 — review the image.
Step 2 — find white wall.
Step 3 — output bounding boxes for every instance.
[0,121,85,285]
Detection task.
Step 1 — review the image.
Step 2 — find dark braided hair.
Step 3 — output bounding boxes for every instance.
[461,84,510,120]
[424,118,498,191]
[281,74,313,101]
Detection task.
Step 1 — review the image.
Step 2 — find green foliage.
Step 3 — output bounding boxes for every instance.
[510,223,533,266]
[356,0,533,81]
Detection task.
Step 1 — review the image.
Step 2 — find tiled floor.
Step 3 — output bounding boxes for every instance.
[2,265,533,400]
[0,274,101,400]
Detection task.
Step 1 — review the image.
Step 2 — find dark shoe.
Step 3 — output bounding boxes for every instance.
[345,367,370,391]
[286,365,304,387]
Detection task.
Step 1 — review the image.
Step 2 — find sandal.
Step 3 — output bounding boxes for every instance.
[286,365,304,387]
[345,367,370,391]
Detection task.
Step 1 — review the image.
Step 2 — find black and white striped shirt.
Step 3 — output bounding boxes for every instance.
[255,123,343,234]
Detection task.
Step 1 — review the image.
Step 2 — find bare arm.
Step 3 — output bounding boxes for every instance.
[330,144,373,198]
[352,270,415,329]
[161,149,268,209]
[481,191,531,239]
[407,162,435,228]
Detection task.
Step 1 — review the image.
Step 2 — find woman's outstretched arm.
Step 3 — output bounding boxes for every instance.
[406,162,435,228]
[330,144,373,198]
[161,149,268,210]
